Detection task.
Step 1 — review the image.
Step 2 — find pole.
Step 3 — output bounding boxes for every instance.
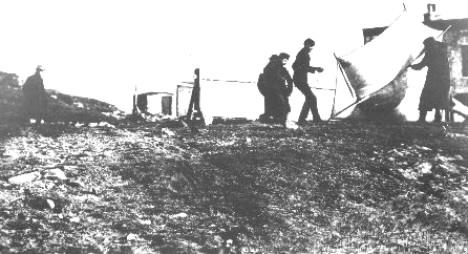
[176,85,180,117]
[194,68,201,112]
[329,60,340,120]
[186,68,205,125]
[330,55,358,118]
[437,25,452,40]
[334,54,356,99]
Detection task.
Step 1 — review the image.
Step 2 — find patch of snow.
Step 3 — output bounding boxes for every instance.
[8,171,41,185]
[73,102,84,108]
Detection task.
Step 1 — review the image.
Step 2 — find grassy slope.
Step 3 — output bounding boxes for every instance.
[0,72,124,124]
[0,121,467,253]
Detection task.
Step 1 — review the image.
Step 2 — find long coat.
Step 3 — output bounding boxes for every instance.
[263,62,293,115]
[412,41,451,110]
[22,72,47,118]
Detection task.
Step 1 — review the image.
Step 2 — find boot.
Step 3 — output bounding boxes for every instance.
[312,113,322,123]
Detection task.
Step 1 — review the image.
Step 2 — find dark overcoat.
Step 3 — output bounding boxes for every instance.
[413,42,451,110]
[263,62,293,114]
[22,72,47,118]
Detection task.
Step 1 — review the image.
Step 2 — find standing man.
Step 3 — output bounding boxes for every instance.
[260,53,293,126]
[22,65,47,124]
[272,53,294,126]
[410,37,451,123]
[258,55,279,123]
[293,38,324,124]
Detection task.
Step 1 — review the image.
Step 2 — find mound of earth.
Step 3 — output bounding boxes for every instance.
[0,71,125,124]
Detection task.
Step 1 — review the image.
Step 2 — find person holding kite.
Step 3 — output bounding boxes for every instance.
[410,37,451,123]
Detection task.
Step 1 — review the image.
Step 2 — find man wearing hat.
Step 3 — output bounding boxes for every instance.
[293,38,324,124]
[258,54,279,123]
[22,65,48,124]
[259,53,293,126]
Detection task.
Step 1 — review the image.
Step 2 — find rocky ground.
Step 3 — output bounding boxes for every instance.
[0,120,467,253]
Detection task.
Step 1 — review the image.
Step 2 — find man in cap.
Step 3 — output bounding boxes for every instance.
[293,38,324,125]
[410,37,451,123]
[22,65,48,124]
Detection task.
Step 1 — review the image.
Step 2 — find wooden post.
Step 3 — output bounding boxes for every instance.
[186,68,205,125]
[176,85,180,117]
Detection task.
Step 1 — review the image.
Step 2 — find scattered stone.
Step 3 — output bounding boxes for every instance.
[170,213,188,219]
[415,162,432,175]
[44,168,67,181]
[98,122,115,128]
[438,163,460,174]
[70,216,81,223]
[137,219,151,225]
[415,145,432,151]
[161,128,175,137]
[2,149,22,161]
[454,155,464,161]
[46,199,55,210]
[65,180,84,188]
[398,168,418,180]
[27,196,50,210]
[126,233,139,242]
[8,171,41,185]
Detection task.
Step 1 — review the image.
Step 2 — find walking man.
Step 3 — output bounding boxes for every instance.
[293,38,324,124]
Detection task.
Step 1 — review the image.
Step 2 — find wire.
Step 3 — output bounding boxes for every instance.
[201,78,255,84]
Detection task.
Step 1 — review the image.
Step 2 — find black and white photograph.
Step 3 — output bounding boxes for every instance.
[1,0,468,253]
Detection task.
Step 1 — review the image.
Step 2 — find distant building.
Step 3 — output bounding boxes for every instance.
[132,91,174,116]
[423,3,468,95]
[363,3,468,97]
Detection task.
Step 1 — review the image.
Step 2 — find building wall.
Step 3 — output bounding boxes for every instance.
[445,30,468,94]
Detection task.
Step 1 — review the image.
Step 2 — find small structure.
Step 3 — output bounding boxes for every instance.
[423,3,468,100]
[132,91,173,117]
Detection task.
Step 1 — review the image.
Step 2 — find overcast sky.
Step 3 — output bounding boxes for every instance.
[0,0,466,112]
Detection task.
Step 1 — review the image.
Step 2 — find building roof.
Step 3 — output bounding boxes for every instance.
[424,17,468,31]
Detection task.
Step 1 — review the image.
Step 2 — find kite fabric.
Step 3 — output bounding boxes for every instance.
[336,11,442,103]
